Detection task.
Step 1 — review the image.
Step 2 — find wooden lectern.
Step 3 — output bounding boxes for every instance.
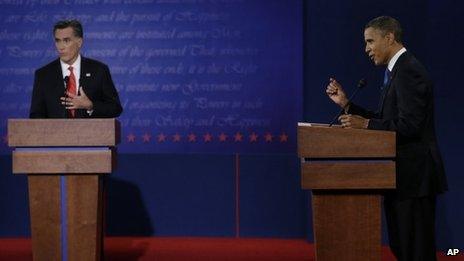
[8,119,120,261]
[297,123,396,261]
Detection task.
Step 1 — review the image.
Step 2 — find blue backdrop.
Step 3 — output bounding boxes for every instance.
[0,0,301,154]
[0,0,463,252]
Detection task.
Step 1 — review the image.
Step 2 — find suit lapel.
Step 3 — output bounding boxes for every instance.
[53,59,67,118]
[80,56,88,89]
[77,56,90,118]
[378,52,407,115]
[54,59,65,90]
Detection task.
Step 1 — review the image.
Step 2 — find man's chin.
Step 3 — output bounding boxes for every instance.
[60,57,70,64]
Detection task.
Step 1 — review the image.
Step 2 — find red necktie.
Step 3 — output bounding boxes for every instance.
[67,66,77,118]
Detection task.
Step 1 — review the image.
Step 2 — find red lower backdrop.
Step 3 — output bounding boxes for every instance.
[0,237,460,261]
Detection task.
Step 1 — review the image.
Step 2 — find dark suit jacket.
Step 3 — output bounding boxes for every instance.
[349,52,447,198]
[30,57,123,118]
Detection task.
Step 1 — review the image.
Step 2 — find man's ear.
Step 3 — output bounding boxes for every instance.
[77,38,83,48]
[386,32,395,45]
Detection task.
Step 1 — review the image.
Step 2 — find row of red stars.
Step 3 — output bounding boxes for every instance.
[1,133,289,145]
[126,132,289,143]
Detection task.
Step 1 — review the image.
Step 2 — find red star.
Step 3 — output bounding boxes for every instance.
[234,132,243,142]
[173,133,181,142]
[188,133,197,142]
[142,133,151,143]
[264,133,273,142]
[157,133,166,142]
[249,132,258,142]
[127,134,136,143]
[280,133,288,142]
[203,133,212,142]
[218,133,228,142]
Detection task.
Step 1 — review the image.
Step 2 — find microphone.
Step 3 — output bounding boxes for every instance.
[329,78,367,127]
[63,76,69,90]
[63,76,70,118]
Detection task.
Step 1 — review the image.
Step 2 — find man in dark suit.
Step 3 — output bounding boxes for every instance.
[30,20,122,118]
[326,16,447,260]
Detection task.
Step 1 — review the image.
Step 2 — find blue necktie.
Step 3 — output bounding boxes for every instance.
[383,69,391,89]
[378,68,391,113]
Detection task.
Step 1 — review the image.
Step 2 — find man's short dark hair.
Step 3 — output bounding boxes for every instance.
[365,16,402,44]
[53,20,83,38]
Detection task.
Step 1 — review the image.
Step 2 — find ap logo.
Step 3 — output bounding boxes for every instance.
[446,248,460,256]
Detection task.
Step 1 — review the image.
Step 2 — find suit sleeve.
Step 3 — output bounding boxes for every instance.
[367,66,429,138]
[90,64,123,118]
[29,70,47,118]
[347,102,380,119]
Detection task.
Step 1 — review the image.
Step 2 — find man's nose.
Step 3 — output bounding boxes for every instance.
[365,45,370,53]
[56,42,65,50]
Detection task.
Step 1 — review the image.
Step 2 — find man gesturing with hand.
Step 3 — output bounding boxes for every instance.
[326,16,447,261]
[30,20,122,119]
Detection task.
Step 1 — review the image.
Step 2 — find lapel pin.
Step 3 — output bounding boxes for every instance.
[86,73,91,77]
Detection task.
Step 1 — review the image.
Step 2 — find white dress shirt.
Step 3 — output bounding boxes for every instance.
[388,47,407,72]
